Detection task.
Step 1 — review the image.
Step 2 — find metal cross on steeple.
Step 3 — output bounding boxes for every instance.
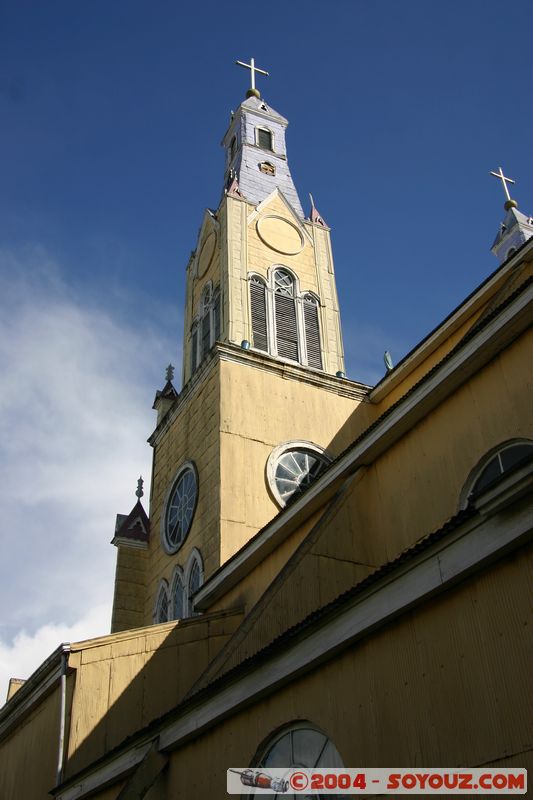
[490,166,517,209]
[235,57,269,97]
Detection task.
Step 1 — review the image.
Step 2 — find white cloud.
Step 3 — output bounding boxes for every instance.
[0,245,178,697]
[0,604,110,699]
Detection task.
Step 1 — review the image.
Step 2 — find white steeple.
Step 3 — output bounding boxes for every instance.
[221,95,304,218]
[490,167,533,263]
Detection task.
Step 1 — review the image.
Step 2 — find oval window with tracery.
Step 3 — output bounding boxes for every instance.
[163,462,198,553]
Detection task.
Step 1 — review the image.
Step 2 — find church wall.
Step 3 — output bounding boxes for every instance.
[145,363,221,625]
[0,684,60,800]
[111,545,148,632]
[151,545,532,798]
[63,611,242,781]
[207,511,322,616]
[330,328,533,565]
[223,194,344,373]
[218,357,363,561]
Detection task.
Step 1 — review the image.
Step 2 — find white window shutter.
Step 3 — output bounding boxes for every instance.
[303,297,322,369]
[250,279,268,351]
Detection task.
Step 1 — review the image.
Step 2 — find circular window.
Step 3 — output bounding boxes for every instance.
[162,462,198,553]
[267,442,331,507]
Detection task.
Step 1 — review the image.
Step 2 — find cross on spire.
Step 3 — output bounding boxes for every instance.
[490,166,518,209]
[235,57,269,98]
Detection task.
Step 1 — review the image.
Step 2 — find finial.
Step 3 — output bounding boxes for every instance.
[490,166,518,210]
[384,351,394,372]
[135,476,144,499]
[165,363,175,382]
[235,57,269,99]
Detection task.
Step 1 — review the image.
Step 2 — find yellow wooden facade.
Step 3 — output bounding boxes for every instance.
[0,88,531,799]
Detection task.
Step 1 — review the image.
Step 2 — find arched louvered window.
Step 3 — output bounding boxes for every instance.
[250,276,268,352]
[274,269,298,361]
[201,285,212,360]
[303,294,322,369]
[213,288,221,341]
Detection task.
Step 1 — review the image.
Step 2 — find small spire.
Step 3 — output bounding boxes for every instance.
[490,166,518,210]
[309,193,326,226]
[165,363,175,382]
[135,476,144,499]
[235,57,269,99]
[384,351,394,372]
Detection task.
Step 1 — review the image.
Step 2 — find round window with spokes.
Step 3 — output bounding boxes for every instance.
[267,442,331,507]
[162,462,198,553]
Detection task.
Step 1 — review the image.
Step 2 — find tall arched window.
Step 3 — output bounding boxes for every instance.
[201,284,212,360]
[303,293,322,369]
[185,551,203,617]
[171,568,185,620]
[190,284,221,376]
[190,321,199,374]
[154,580,170,624]
[248,270,324,370]
[274,269,298,361]
[213,287,221,342]
[250,276,268,352]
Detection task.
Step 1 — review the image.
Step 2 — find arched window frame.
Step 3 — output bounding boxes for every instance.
[255,125,274,152]
[248,273,269,352]
[170,566,186,621]
[459,438,533,510]
[266,440,332,507]
[184,548,204,617]
[189,282,222,376]
[249,721,344,791]
[153,579,170,624]
[160,460,199,555]
[247,267,323,370]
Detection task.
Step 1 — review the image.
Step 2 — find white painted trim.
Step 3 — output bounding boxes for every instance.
[247,189,313,243]
[54,742,153,800]
[266,441,333,508]
[52,501,532,798]
[459,438,533,510]
[111,536,148,550]
[149,344,368,450]
[160,461,199,556]
[160,502,532,750]
[195,282,532,609]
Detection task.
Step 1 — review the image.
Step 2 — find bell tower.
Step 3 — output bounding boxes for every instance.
[111,60,367,633]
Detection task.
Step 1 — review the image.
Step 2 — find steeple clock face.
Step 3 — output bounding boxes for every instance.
[163,462,198,553]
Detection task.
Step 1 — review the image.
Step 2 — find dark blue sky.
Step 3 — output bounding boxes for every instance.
[1,0,532,382]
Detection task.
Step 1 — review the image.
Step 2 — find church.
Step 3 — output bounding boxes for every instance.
[0,59,532,799]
